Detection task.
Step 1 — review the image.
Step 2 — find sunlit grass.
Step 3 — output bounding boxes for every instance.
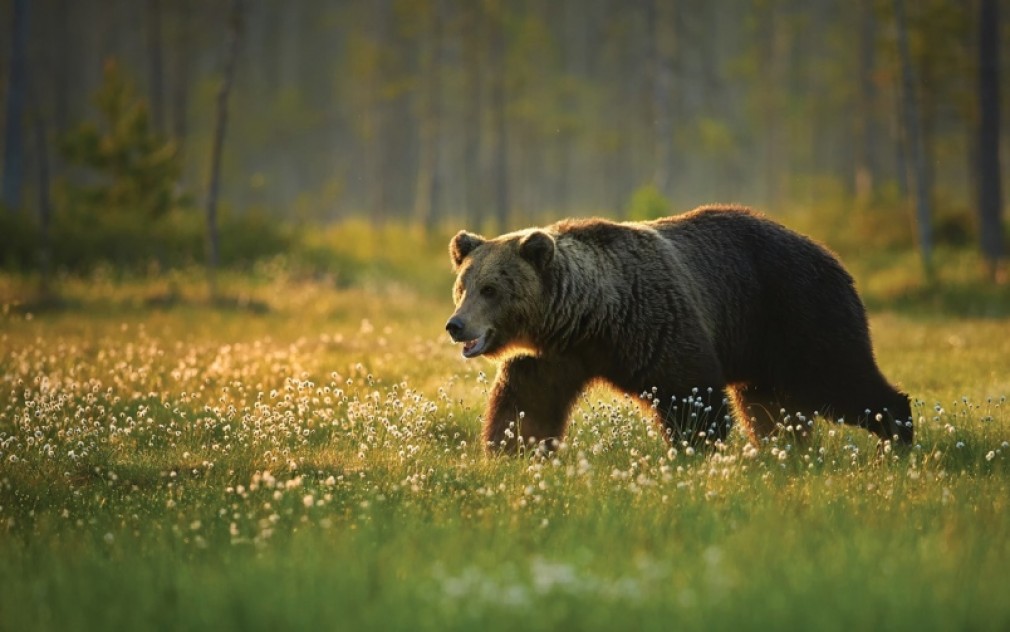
[1,256,1009,630]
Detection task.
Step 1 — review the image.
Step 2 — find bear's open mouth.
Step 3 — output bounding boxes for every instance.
[460,330,492,358]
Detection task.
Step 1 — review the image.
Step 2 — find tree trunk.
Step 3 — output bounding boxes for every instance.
[30,89,53,299]
[54,0,72,134]
[2,0,29,213]
[365,0,391,226]
[171,0,191,160]
[759,1,787,208]
[855,0,880,205]
[977,0,1003,281]
[460,1,483,228]
[892,0,933,279]
[147,0,166,134]
[206,0,245,299]
[413,0,444,232]
[648,0,675,198]
[488,0,509,232]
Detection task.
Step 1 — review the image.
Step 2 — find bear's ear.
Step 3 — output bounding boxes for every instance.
[518,230,555,269]
[449,231,486,270]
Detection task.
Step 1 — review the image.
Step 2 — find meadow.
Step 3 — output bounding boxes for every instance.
[1,225,1009,631]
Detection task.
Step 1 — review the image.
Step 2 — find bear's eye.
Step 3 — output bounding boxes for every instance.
[480,285,497,299]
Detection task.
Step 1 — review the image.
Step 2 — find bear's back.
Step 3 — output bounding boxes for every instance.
[647,206,866,379]
[647,205,850,292]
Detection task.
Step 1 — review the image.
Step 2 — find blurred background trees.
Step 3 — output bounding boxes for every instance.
[0,0,1006,276]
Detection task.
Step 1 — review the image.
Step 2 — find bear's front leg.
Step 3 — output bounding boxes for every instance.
[484,355,593,454]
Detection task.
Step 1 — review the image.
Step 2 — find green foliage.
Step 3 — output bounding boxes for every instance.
[50,201,198,270]
[784,195,1001,265]
[0,211,40,270]
[0,206,292,273]
[25,58,197,271]
[932,202,976,248]
[624,184,672,222]
[293,219,453,296]
[785,200,915,256]
[59,59,186,220]
[0,58,295,274]
[218,209,295,269]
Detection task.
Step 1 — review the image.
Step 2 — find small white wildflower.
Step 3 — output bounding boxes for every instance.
[986,451,996,462]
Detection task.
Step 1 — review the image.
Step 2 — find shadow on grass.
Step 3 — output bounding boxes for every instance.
[206,293,270,314]
[10,290,270,315]
[8,292,83,313]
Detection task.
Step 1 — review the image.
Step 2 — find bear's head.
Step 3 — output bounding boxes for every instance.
[445,228,556,359]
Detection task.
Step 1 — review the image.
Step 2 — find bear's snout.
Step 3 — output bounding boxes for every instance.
[446,315,495,358]
[445,316,466,341]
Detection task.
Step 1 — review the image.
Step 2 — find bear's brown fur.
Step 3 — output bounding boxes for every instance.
[445,206,913,453]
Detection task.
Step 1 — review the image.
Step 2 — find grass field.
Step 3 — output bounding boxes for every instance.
[2,241,1009,631]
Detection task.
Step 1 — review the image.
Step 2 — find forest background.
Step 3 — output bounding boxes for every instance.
[0,0,1006,286]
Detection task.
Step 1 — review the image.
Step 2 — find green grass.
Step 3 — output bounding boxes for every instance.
[1,253,1009,631]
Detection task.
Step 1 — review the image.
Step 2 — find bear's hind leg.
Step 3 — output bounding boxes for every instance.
[727,383,800,445]
[484,355,593,454]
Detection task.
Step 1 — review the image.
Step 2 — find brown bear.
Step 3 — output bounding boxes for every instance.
[445,205,913,454]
